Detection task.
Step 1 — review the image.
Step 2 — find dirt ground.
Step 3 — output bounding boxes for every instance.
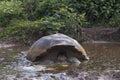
[83,28,120,41]
[65,69,120,80]
[1,27,120,43]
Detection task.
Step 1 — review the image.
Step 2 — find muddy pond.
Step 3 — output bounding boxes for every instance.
[0,41,120,80]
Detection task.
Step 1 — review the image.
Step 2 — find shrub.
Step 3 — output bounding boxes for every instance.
[109,13,120,27]
[52,6,87,41]
[0,0,23,27]
[1,0,120,44]
[35,0,63,18]
[76,0,120,25]
[20,0,41,20]
[4,17,63,44]
[33,0,87,42]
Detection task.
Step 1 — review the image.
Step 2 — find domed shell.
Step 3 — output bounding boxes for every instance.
[27,33,89,61]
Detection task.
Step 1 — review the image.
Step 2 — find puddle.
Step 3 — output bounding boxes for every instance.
[0,43,15,48]
[0,41,120,80]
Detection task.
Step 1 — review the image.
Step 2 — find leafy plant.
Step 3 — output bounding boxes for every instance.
[4,17,63,44]
[1,0,120,44]
[109,13,120,27]
[0,0,22,16]
[0,0,23,27]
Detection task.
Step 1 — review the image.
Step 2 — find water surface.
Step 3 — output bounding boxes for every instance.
[0,41,120,80]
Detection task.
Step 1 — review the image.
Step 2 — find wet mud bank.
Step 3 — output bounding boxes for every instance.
[0,41,120,80]
[83,28,120,42]
[2,70,120,80]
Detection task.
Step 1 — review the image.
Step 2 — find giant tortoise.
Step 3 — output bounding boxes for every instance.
[27,33,89,64]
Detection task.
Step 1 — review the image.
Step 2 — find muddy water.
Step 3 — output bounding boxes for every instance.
[0,41,120,80]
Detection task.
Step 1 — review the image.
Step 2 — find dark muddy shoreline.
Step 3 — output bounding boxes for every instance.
[1,28,120,45]
[83,28,120,42]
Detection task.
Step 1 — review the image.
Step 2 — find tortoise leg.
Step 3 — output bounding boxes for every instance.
[67,57,81,65]
[56,50,67,62]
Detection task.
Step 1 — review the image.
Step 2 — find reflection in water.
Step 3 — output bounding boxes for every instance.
[0,42,120,79]
[82,41,120,71]
[0,43,15,48]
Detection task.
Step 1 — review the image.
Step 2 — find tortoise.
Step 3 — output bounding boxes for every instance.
[27,33,89,64]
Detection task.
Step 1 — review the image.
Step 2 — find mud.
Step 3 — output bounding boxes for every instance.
[83,28,120,41]
[0,41,120,80]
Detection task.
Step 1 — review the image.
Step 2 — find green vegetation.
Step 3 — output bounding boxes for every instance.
[0,0,120,44]
[0,0,23,27]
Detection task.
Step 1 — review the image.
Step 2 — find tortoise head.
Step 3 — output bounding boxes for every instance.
[78,50,89,61]
[27,47,47,61]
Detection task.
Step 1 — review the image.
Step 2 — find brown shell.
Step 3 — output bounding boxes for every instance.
[27,33,89,61]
